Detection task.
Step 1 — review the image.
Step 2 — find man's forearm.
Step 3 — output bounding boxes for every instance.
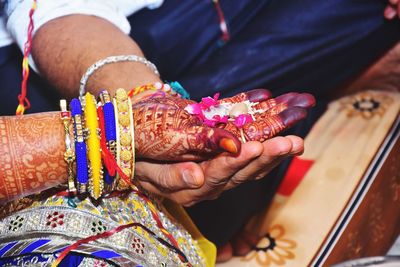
[0,113,67,204]
[32,14,161,98]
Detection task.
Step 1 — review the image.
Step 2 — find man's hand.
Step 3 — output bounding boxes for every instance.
[135,135,304,206]
[384,0,400,19]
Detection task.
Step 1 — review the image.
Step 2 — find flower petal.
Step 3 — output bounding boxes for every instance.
[201,96,219,108]
[234,114,254,127]
[184,103,202,115]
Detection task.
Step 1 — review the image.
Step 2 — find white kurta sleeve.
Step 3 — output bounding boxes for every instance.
[3,0,163,72]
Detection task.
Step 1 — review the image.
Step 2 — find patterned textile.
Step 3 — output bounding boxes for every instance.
[0,190,206,266]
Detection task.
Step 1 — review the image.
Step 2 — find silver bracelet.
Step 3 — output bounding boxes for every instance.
[79,55,160,97]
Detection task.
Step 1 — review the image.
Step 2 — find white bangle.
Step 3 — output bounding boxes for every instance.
[79,55,160,97]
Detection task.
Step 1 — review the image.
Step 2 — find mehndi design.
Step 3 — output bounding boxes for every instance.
[132,89,315,161]
[219,89,315,142]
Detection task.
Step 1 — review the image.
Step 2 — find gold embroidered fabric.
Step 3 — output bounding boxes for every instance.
[0,191,206,267]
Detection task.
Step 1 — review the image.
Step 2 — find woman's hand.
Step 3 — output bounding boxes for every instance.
[384,0,400,19]
[218,89,315,142]
[132,96,241,161]
[132,89,314,161]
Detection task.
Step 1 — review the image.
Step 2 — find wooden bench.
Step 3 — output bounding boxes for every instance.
[218,90,400,267]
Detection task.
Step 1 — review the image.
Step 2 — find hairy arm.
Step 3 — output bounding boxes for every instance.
[0,112,66,204]
[32,14,161,98]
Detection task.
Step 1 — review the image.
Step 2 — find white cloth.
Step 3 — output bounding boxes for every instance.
[0,15,13,46]
[0,0,163,70]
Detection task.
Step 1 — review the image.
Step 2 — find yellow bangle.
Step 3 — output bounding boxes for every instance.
[83,93,103,199]
[114,88,134,190]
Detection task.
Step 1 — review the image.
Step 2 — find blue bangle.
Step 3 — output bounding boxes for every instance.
[70,98,89,194]
[99,91,117,189]
[103,103,116,141]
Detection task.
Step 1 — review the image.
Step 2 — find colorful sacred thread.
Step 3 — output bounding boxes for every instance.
[50,222,191,267]
[16,0,37,115]
[128,81,190,99]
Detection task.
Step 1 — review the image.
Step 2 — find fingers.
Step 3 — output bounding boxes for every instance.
[286,135,305,155]
[220,89,272,104]
[253,92,315,115]
[280,106,308,128]
[200,141,264,185]
[246,89,273,102]
[225,136,304,190]
[135,161,205,192]
[135,136,304,205]
[240,106,307,142]
[261,135,304,157]
[136,142,262,206]
[284,92,315,108]
[179,141,264,202]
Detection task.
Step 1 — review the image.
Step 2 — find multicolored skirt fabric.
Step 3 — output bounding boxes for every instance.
[0,190,207,266]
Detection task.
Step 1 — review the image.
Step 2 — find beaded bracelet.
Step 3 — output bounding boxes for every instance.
[70,98,89,195]
[79,55,160,97]
[113,88,135,190]
[59,99,77,194]
[84,93,104,199]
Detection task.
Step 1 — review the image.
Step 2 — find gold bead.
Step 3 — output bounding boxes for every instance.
[120,133,132,146]
[122,168,131,176]
[120,150,132,161]
[119,114,130,127]
[117,102,129,112]
[115,88,128,101]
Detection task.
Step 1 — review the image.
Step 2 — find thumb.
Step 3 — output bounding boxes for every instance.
[135,161,205,192]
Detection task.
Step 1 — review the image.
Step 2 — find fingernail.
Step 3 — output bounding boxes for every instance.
[219,138,238,154]
[182,170,199,188]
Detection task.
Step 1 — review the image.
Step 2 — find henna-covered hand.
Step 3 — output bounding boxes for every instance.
[218,89,315,142]
[132,96,241,161]
[132,89,315,162]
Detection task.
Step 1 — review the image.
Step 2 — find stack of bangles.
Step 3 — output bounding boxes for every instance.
[59,81,189,200]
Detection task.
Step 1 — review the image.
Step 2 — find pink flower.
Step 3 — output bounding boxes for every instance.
[201,93,220,108]
[234,114,253,127]
[185,93,229,126]
[185,93,254,128]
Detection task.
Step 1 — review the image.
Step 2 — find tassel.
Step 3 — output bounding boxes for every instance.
[169,81,190,99]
